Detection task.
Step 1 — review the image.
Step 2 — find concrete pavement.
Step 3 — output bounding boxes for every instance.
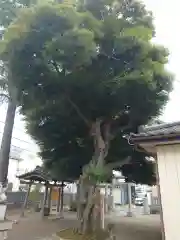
[6,209,161,240]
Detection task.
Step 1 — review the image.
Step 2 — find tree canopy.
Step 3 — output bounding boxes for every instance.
[0,0,173,184]
[0,0,37,99]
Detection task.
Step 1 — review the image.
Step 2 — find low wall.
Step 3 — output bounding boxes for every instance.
[6,191,78,210]
[7,192,26,210]
[6,191,113,211]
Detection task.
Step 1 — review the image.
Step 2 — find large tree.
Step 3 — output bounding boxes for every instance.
[0,0,173,235]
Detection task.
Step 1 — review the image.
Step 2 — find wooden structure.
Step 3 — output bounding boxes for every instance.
[17,166,66,218]
[130,121,180,240]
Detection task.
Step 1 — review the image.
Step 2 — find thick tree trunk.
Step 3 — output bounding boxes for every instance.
[78,179,104,234]
[0,99,16,184]
[77,119,110,234]
[82,185,95,233]
[77,176,91,233]
[77,180,84,231]
[77,119,131,235]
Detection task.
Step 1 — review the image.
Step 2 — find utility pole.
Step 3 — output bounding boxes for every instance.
[0,100,15,237]
[0,100,16,186]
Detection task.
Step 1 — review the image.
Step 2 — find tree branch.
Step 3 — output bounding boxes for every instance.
[66,95,90,127]
[103,122,111,158]
[52,60,90,127]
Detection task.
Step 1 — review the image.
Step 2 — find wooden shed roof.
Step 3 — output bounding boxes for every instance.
[17,166,73,184]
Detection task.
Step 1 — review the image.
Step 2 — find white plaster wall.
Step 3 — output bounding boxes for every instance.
[157,144,180,240]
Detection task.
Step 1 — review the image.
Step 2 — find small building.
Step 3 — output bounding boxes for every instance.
[130,121,180,240]
[17,166,68,218]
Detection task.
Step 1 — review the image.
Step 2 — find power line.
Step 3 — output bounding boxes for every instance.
[11,145,38,154]
[0,120,26,133]
[0,123,39,154]
[11,136,34,145]
[0,132,39,154]
[0,137,39,154]
[0,120,36,146]
[0,131,34,145]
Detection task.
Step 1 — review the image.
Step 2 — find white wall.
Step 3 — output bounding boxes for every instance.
[157,144,180,240]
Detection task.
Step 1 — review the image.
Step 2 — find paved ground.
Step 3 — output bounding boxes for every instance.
[107,206,161,240]
[112,205,150,216]
[7,212,77,240]
[107,214,161,240]
[6,210,162,240]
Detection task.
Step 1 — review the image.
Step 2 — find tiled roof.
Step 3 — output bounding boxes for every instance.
[131,121,180,138]
[17,166,73,183]
[17,166,51,182]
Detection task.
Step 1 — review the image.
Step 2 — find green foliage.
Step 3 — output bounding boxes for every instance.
[57,228,109,240]
[0,0,19,28]
[0,0,174,184]
[0,0,37,28]
[121,152,156,185]
[83,162,110,183]
[0,0,37,100]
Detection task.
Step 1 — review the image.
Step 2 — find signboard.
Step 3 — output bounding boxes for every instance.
[51,187,60,201]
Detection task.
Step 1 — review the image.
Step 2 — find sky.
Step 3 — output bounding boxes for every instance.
[144,0,180,122]
[0,0,180,185]
[0,107,41,189]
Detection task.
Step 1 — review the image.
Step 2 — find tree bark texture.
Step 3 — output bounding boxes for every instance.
[78,119,109,234]
[77,118,132,234]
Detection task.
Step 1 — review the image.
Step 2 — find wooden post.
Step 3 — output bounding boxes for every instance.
[57,187,61,213]
[20,183,32,217]
[48,186,52,209]
[121,185,125,205]
[41,184,48,219]
[101,194,105,229]
[111,178,115,211]
[104,185,108,213]
[59,182,64,218]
